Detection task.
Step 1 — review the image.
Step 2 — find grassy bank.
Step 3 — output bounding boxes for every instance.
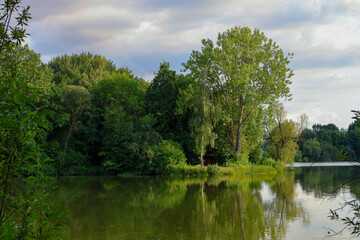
[168,164,281,177]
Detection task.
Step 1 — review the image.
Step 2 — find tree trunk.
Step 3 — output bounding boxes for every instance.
[200,135,204,166]
[236,94,244,155]
[237,191,246,240]
[230,120,236,152]
[63,122,74,155]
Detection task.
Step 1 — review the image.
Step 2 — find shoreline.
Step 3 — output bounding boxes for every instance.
[291,162,360,167]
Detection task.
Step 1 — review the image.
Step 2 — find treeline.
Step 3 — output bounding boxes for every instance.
[5,27,298,176]
[8,46,198,175]
[46,54,192,175]
[4,28,358,178]
[5,47,359,177]
[295,122,360,162]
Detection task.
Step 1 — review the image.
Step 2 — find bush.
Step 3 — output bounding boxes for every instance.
[236,153,249,165]
[207,164,221,176]
[294,150,303,162]
[149,140,187,174]
[262,157,278,168]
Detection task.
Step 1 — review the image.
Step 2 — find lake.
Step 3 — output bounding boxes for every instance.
[56,166,360,239]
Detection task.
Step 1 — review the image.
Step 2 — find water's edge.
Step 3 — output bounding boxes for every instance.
[291,162,360,167]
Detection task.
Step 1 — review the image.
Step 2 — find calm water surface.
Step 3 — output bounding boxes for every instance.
[56,167,360,239]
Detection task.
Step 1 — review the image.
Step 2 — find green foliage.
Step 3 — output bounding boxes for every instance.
[0,0,31,54]
[177,68,218,166]
[146,62,182,136]
[92,72,159,174]
[260,157,276,167]
[184,26,293,160]
[235,153,250,165]
[146,62,197,162]
[207,164,221,176]
[265,104,306,164]
[248,144,264,164]
[148,140,187,175]
[0,44,65,239]
[294,150,303,162]
[297,122,359,162]
[48,52,117,89]
[168,165,207,176]
[101,110,160,174]
[0,2,67,236]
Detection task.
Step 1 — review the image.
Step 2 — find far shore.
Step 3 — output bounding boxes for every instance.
[291,162,360,167]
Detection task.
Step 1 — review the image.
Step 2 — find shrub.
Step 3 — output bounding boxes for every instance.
[262,157,278,168]
[236,153,249,165]
[207,164,221,176]
[149,140,187,174]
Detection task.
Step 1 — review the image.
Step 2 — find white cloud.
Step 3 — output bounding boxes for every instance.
[285,66,360,128]
[26,0,360,128]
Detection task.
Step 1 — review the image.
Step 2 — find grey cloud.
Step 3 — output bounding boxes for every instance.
[108,52,190,77]
[27,0,360,75]
[292,48,360,70]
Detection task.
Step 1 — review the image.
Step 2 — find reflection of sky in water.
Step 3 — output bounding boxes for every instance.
[285,184,353,239]
[258,178,355,239]
[259,182,275,203]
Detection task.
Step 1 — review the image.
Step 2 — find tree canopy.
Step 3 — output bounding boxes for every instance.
[184,26,293,159]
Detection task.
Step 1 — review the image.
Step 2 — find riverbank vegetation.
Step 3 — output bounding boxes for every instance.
[36,26,297,176]
[2,25,359,178]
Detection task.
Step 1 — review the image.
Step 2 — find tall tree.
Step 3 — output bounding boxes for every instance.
[61,85,91,156]
[184,26,293,158]
[145,62,196,161]
[92,72,159,173]
[145,62,181,136]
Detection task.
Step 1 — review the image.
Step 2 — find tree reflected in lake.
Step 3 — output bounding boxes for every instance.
[55,172,313,240]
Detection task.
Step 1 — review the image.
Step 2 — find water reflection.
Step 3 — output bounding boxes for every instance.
[55,167,360,239]
[52,174,292,239]
[295,167,360,198]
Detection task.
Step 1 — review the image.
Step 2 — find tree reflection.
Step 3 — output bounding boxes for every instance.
[55,174,309,239]
[265,172,310,239]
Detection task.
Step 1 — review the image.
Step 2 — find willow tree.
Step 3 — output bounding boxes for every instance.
[177,70,218,166]
[184,26,293,157]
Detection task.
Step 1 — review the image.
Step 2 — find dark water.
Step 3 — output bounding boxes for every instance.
[56,167,360,239]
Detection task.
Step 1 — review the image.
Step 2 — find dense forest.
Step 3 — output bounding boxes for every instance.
[2,44,359,177]
[2,35,360,175]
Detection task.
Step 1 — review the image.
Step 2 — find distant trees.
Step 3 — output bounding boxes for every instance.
[296,122,359,162]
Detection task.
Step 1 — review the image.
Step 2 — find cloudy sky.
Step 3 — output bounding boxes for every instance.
[26,0,360,129]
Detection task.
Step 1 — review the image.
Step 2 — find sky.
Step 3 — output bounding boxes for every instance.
[25,0,360,129]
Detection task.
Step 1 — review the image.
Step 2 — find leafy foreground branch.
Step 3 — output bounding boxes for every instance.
[0,0,67,238]
[0,47,67,238]
[328,198,360,237]
[327,111,360,237]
